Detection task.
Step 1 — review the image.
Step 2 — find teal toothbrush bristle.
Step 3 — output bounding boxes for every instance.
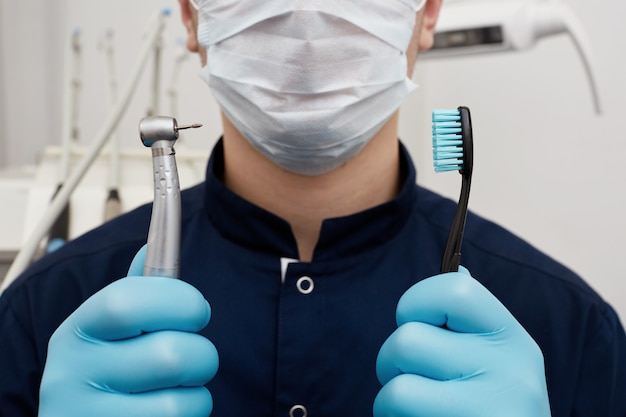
[432,109,464,173]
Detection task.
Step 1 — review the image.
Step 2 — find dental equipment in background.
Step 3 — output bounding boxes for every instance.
[44,28,83,254]
[139,117,202,278]
[101,29,122,221]
[421,0,602,114]
[0,8,172,293]
[431,107,474,273]
[145,11,166,117]
[168,39,190,118]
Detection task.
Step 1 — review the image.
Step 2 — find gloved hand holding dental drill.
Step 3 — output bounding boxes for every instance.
[39,247,219,417]
[1,0,625,416]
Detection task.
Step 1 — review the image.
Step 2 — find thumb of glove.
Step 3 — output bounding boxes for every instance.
[127,244,148,276]
[374,267,551,417]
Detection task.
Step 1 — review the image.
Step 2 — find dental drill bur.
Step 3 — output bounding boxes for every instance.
[139,116,202,278]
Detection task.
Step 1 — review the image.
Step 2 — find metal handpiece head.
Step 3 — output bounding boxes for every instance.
[139,116,203,147]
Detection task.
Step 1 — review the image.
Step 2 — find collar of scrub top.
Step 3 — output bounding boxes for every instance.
[203,139,417,261]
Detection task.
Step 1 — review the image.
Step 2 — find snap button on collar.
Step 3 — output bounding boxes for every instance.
[296,276,314,295]
[290,404,308,417]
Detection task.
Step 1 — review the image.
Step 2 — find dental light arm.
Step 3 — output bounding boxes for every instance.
[1,9,171,292]
[421,0,602,114]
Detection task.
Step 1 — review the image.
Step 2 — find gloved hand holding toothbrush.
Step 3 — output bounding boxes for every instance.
[374,267,552,417]
[38,247,219,417]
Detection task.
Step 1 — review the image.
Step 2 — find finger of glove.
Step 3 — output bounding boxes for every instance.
[396,269,516,334]
[127,244,148,276]
[65,276,211,341]
[376,321,483,385]
[41,386,214,417]
[90,331,219,393]
[374,373,480,417]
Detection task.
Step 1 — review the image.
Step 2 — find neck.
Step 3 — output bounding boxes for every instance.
[221,113,402,261]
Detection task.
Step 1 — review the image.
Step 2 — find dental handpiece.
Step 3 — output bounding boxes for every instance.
[139,116,202,278]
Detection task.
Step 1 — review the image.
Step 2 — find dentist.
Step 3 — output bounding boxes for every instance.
[1,0,625,416]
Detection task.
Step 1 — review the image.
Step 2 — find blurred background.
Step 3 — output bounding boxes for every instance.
[0,0,624,319]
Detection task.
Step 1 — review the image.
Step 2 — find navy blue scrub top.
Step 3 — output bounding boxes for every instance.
[1,140,625,416]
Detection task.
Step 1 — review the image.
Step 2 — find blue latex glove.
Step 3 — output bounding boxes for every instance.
[374,267,551,417]
[39,247,219,417]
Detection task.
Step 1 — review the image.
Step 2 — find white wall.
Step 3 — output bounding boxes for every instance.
[1,0,624,320]
[1,0,66,168]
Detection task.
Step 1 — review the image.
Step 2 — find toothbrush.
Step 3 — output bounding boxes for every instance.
[139,116,202,278]
[432,106,474,273]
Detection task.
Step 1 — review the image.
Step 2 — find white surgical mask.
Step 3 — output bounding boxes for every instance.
[197,0,426,175]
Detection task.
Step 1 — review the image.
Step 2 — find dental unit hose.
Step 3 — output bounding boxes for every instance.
[44,29,83,255]
[101,29,122,222]
[139,116,201,278]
